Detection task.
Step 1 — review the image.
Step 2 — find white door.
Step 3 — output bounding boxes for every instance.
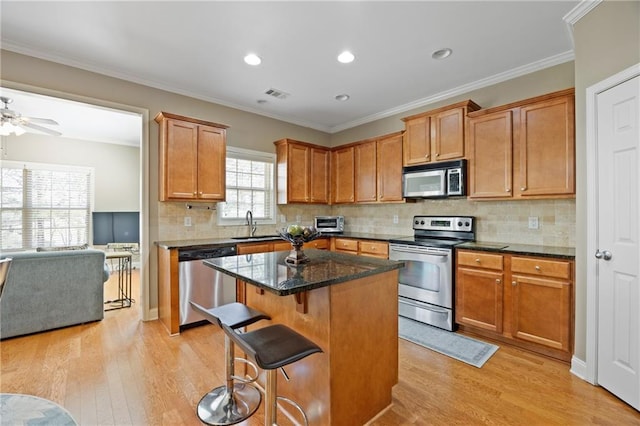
[595,74,640,409]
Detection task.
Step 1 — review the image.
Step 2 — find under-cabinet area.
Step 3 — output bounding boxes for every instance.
[455,248,574,362]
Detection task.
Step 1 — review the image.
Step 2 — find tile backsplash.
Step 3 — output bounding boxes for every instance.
[157,199,575,248]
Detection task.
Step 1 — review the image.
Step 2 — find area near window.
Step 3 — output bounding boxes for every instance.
[0,160,94,250]
[218,147,276,225]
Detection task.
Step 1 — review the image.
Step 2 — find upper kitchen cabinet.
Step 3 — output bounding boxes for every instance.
[376,132,404,202]
[467,89,575,200]
[155,112,227,202]
[332,145,355,204]
[274,139,330,204]
[401,100,480,166]
[345,131,404,204]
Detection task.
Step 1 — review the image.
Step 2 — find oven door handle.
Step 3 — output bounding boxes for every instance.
[390,247,450,256]
[399,298,450,315]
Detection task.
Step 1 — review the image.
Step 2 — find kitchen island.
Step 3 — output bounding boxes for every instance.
[204,249,403,426]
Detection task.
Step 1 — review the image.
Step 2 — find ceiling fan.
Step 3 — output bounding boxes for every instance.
[0,96,61,136]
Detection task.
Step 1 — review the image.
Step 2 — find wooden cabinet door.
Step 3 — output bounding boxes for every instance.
[432,107,465,161]
[286,143,311,203]
[165,119,198,200]
[377,134,403,202]
[355,141,377,202]
[517,95,575,197]
[468,111,514,199]
[236,242,273,255]
[456,267,504,333]
[510,274,571,351]
[309,147,330,203]
[403,115,430,165]
[197,125,226,200]
[332,146,355,203]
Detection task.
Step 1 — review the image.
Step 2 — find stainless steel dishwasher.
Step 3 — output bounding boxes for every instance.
[178,245,237,328]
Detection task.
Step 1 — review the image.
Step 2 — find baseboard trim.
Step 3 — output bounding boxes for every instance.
[570,356,594,384]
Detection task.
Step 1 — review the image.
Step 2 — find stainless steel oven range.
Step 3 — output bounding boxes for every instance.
[389,216,474,331]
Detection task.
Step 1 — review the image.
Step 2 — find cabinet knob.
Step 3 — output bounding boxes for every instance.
[435,153,439,157]
[506,188,511,192]
[521,187,526,191]
[512,281,517,286]
[496,279,501,285]
[535,265,541,271]
[193,191,197,195]
[475,258,481,263]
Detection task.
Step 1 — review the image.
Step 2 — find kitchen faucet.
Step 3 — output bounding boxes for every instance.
[245,210,257,237]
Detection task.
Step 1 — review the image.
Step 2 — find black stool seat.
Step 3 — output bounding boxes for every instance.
[191,301,271,329]
[221,323,322,370]
[220,322,322,425]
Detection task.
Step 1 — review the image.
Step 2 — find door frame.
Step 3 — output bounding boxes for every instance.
[1,80,152,321]
[585,62,640,384]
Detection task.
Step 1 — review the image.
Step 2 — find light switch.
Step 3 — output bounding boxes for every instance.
[184,216,192,227]
[393,215,399,224]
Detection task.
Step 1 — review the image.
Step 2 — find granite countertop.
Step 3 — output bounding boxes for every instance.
[457,241,575,259]
[203,249,404,296]
[155,232,412,250]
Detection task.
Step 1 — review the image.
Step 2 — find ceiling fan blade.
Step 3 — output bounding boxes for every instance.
[21,121,62,136]
[23,117,59,126]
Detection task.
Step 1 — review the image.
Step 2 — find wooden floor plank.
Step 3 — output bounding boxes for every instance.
[1,270,639,425]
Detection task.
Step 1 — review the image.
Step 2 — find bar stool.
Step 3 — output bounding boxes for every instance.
[220,321,323,426]
[190,302,271,426]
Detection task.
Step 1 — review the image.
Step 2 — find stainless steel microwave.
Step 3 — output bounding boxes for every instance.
[402,159,466,198]
[314,216,344,233]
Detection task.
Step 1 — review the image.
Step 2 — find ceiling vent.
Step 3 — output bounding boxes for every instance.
[264,88,290,100]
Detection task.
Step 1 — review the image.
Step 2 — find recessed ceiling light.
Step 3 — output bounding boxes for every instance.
[337,51,355,64]
[244,53,262,66]
[432,48,452,60]
[335,94,350,102]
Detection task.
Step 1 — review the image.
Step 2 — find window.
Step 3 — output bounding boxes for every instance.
[1,161,93,250]
[218,147,276,225]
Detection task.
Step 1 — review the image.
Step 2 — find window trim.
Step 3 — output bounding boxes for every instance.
[217,146,276,226]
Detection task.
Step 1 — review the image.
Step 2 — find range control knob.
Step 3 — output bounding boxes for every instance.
[465,221,470,227]
[458,221,463,227]
[420,220,425,225]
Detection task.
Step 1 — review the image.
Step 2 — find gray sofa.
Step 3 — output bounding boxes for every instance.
[0,249,109,339]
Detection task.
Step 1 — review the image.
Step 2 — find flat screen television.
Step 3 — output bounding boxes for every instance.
[92,212,140,245]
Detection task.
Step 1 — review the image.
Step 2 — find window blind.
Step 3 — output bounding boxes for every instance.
[218,147,275,224]
[1,161,93,250]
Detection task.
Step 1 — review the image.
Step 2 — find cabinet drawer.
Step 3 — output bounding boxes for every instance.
[334,238,358,252]
[457,251,504,270]
[511,257,571,280]
[236,242,272,254]
[359,241,388,257]
[304,238,329,250]
[272,241,293,252]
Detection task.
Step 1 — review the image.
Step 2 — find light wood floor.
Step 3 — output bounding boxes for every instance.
[1,270,639,425]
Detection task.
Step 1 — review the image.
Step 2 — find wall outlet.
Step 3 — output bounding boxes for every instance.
[393,215,399,224]
[184,216,192,227]
[528,216,539,230]
[296,215,301,223]
[280,214,286,223]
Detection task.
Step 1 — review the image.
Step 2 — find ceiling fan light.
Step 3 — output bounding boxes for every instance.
[0,121,26,136]
[337,51,355,64]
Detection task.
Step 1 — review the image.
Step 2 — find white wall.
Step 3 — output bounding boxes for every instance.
[2,132,140,211]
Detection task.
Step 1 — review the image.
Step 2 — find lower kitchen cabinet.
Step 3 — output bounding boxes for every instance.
[332,238,388,259]
[456,249,574,362]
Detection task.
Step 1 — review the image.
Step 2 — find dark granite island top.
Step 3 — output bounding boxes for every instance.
[203,248,402,425]
[203,249,404,296]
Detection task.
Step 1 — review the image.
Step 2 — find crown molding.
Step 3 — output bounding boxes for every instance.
[328,50,575,133]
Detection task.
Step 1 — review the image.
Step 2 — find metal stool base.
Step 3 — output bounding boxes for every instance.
[196,383,262,426]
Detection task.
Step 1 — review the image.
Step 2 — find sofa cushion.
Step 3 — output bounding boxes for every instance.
[36,243,89,252]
